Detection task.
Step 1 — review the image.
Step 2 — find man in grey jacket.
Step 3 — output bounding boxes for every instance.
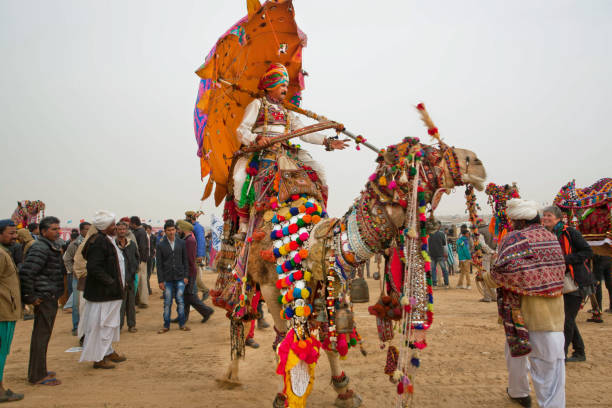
[428,222,449,287]
[63,222,90,335]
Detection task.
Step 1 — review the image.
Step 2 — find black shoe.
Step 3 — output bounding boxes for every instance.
[72,329,78,336]
[507,388,532,407]
[566,354,586,363]
[245,338,259,349]
[201,310,214,324]
[257,318,270,329]
[201,291,210,301]
[24,314,34,321]
[79,335,85,347]
[170,318,179,324]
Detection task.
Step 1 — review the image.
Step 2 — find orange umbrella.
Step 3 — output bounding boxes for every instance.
[194,0,307,206]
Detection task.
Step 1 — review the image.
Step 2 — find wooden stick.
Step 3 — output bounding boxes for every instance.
[232,121,340,157]
[216,77,381,153]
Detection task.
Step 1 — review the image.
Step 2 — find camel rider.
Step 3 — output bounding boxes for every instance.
[232,63,348,235]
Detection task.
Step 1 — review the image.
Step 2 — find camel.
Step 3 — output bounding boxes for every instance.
[214,133,487,407]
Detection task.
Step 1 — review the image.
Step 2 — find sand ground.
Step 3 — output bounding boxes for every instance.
[4,268,611,408]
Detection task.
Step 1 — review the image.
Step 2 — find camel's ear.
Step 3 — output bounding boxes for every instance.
[247,0,262,17]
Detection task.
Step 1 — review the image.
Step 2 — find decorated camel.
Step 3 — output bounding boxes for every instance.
[193,2,486,406]
[554,178,612,256]
[208,105,486,408]
[10,200,45,229]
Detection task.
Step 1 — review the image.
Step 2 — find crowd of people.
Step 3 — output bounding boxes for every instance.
[0,201,610,406]
[0,210,227,402]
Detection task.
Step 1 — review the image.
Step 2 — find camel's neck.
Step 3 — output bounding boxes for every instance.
[334,186,402,271]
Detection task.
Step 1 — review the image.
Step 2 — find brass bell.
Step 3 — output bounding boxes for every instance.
[350,277,370,303]
[314,298,327,323]
[335,305,354,334]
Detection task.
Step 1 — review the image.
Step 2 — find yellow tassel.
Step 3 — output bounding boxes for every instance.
[379,176,387,186]
[408,228,418,238]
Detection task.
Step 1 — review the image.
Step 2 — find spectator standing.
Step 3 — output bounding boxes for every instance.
[129,217,149,308]
[542,206,593,363]
[456,229,472,289]
[63,222,91,336]
[176,220,213,324]
[116,222,139,333]
[157,221,190,333]
[483,199,566,408]
[145,225,156,296]
[591,255,611,315]
[20,216,67,385]
[428,222,449,287]
[80,211,127,369]
[0,220,25,402]
[27,223,39,240]
[185,211,209,300]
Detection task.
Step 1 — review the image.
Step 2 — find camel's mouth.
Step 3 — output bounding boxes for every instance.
[462,174,486,191]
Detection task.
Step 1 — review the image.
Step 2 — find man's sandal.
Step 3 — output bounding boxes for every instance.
[157,328,170,334]
[34,377,61,386]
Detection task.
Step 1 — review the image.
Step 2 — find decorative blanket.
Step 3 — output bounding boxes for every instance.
[491,224,565,357]
[492,224,565,297]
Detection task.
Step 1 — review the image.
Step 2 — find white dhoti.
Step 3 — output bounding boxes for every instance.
[505,331,565,408]
[79,300,122,362]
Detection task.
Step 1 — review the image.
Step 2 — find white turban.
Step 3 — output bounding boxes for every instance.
[506,199,540,221]
[92,210,116,231]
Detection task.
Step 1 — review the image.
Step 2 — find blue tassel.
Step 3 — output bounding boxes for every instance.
[411,357,420,368]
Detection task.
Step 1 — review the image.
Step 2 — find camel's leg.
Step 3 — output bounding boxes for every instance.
[217,355,243,388]
[326,349,362,408]
[261,284,288,344]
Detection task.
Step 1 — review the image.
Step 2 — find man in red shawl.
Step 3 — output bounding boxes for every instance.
[231,63,348,236]
[483,198,566,408]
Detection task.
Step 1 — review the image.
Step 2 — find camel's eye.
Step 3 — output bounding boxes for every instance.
[474,157,482,165]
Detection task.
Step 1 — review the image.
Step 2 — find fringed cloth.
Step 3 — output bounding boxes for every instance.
[491,224,565,356]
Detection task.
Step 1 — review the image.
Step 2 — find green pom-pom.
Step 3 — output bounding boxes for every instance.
[409,167,417,176]
[350,338,357,346]
[278,295,283,304]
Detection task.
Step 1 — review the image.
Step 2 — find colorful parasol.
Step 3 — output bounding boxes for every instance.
[194,0,307,206]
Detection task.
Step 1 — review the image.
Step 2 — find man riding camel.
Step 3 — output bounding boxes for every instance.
[232,63,348,237]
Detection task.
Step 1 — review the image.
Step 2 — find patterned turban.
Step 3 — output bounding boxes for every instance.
[258,63,289,91]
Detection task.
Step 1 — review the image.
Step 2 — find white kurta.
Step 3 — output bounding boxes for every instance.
[79,235,125,363]
[505,331,566,408]
[233,98,328,200]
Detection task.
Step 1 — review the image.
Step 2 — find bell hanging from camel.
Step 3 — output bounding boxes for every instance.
[350,277,370,303]
[335,304,355,334]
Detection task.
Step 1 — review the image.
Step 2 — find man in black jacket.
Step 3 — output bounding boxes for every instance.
[156,220,189,333]
[20,216,67,385]
[145,224,156,296]
[129,217,149,308]
[80,211,127,369]
[117,222,139,333]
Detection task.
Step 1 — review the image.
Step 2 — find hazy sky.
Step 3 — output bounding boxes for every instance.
[1,1,610,227]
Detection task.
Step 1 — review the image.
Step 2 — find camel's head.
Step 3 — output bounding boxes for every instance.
[364,138,487,229]
[451,147,487,191]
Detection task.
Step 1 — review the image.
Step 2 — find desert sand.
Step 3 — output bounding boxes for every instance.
[4,268,611,408]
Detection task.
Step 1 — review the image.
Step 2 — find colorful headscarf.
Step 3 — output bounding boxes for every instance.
[258,63,289,91]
